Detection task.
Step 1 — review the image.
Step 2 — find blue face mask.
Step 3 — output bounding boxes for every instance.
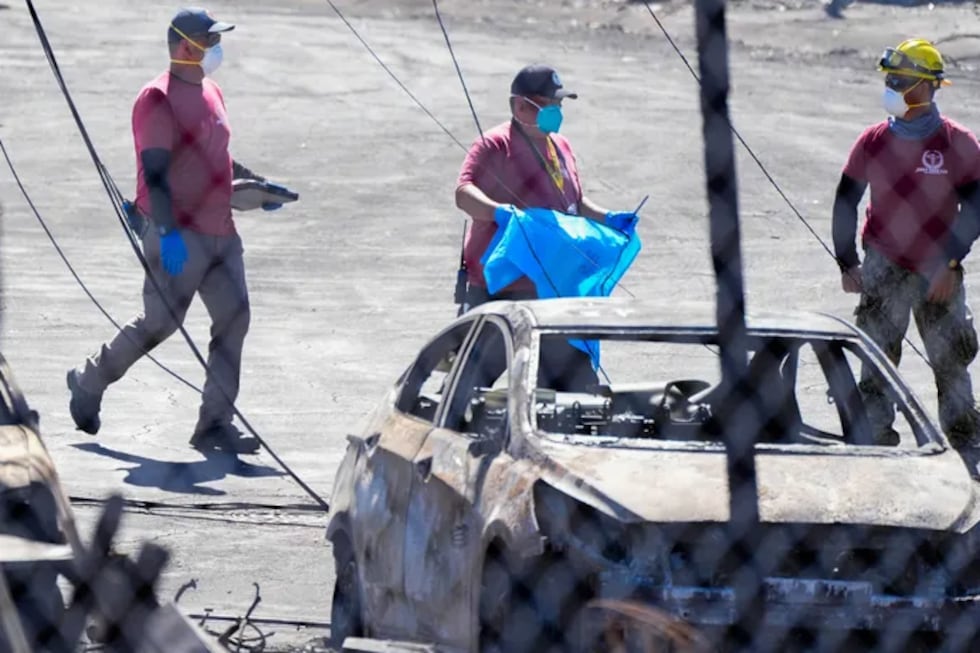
[521,97,563,134]
[536,105,563,133]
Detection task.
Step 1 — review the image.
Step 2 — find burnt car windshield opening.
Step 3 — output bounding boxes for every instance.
[533,332,925,448]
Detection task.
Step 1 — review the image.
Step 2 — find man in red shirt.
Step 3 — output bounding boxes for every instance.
[454,64,638,391]
[66,7,271,454]
[455,64,637,312]
[833,38,980,447]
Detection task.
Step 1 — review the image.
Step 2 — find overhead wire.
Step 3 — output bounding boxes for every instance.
[640,0,980,416]
[20,0,330,511]
[322,0,641,315]
[0,137,203,397]
[429,0,618,384]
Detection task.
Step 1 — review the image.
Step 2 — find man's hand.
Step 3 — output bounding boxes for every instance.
[159,230,188,276]
[841,265,862,293]
[927,267,959,303]
[605,211,639,233]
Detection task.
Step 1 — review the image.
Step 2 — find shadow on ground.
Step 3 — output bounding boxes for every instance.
[71,442,284,496]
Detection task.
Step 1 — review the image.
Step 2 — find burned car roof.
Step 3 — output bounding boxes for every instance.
[469,296,857,337]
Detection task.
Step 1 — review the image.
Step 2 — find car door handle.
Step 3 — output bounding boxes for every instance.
[415,456,433,481]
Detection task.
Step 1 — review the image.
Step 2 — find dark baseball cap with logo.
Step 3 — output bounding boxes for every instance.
[510,64,578,100]
[170,7,235,36]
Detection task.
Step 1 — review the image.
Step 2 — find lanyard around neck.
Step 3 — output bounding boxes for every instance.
[512,120,567,198]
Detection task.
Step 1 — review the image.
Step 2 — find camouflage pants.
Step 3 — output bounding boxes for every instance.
[855,247,980,446]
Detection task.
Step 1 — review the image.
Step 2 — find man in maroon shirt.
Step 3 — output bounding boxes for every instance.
[454,64,638,391]
[66,7,271,455]
[833,38,980,448]
[455,64,638,312]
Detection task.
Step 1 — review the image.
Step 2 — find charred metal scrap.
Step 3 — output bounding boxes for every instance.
[0,352,223,653]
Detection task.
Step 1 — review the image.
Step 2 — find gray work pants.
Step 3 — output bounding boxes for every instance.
[855,247,980,445]
[76,228,250,430]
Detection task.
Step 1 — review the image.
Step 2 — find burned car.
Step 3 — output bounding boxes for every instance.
[0,354,76,653]
[326,297,980,652]
[0,352,224,653]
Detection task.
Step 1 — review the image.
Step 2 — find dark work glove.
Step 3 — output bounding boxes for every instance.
[261,182,295,211]
[159,230,188,276]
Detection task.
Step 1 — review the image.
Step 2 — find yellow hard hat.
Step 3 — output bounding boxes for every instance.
[878,38,951,85]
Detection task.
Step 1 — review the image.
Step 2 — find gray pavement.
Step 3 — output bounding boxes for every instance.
[2,0,980,649]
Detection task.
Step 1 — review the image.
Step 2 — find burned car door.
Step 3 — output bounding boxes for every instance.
[349,318,477,638]
[403,317,513,647]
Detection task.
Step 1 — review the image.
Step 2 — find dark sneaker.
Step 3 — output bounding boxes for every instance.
[872,427,900,446]
[948,430,980,450]
[190,423,260,455]
[66,369,102,435]
[946,412,980,450]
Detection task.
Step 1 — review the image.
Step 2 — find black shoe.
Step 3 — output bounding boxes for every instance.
[66,369,102,435]
[872,427,900,446]
[948,430,980,450]
[946,413,980,449]
[190,423,260,455]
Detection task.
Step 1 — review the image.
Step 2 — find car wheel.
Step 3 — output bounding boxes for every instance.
[478,549,512,653]
[479,548,583,653]
[1,564,66,653]
[0,483,69,653]
[330,534,364,649]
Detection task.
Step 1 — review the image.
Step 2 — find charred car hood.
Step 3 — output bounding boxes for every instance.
[533,438,978,532]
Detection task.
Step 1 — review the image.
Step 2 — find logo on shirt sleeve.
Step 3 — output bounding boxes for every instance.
[916,150,948,176]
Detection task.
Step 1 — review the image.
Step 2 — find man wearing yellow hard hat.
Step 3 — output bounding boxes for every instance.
[832,38,980,448]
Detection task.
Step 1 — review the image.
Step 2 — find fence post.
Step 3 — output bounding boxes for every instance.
[693,0,765,647]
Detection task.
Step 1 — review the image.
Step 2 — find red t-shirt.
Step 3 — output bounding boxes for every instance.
[843,116,980,272]
[455,120,584,291]
[132,72,234,236]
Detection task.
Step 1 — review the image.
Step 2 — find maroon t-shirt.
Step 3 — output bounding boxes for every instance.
[455,120,584,290]
[132,72,234,236]
[843,116,980,273]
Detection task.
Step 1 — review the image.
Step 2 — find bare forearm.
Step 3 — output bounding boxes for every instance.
[580,195,608,221]
[455,183,500,223]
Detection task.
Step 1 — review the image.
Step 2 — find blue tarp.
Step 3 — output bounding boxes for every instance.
[480,207,642,369]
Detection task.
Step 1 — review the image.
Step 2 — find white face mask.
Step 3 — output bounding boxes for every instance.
[882,87,910,118]
[200,43,223,76]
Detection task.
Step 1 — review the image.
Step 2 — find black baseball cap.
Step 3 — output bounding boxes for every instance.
[510,64,578,100]
[170,7,235,36]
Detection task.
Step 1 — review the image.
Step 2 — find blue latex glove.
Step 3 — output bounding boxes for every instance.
[159,230,188,276]
[605,211,639,233]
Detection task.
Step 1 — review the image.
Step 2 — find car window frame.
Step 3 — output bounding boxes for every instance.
[438,316,515,442]
[522,328,939,450]
[393,316,481,424]
[836,339,933,447]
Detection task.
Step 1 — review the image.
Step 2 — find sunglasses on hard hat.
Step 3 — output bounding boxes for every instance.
[884,74,920,92]
[879,47,940,78]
